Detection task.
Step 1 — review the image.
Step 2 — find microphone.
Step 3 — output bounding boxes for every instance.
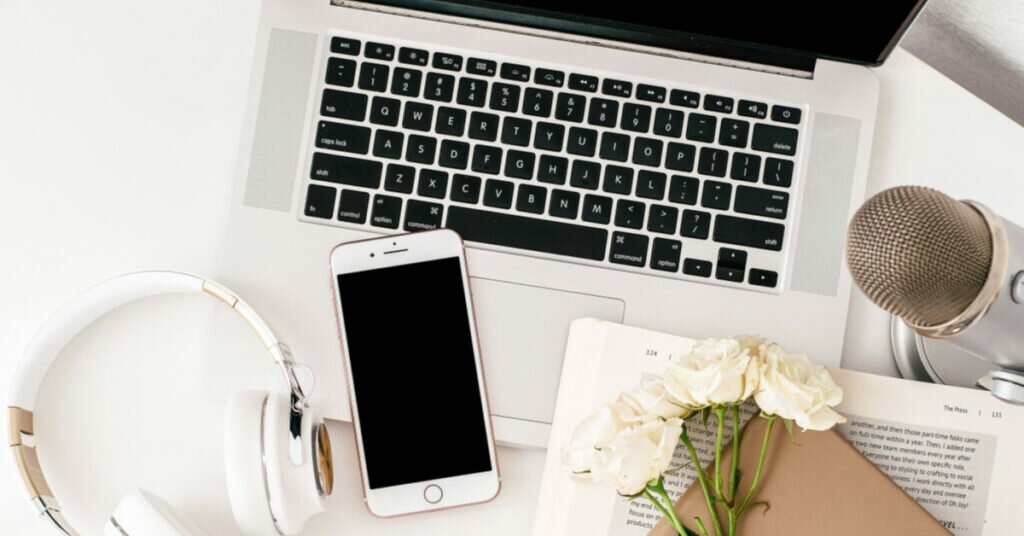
[845,186,1024,403]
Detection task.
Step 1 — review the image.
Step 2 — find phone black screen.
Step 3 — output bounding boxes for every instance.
[337,256,492,489]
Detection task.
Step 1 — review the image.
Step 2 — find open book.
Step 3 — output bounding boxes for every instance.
[532,319,1024,536]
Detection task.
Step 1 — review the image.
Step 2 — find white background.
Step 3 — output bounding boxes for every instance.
[2,1,1023,534]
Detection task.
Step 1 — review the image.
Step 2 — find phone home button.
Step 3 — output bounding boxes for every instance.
[423,484,443,504]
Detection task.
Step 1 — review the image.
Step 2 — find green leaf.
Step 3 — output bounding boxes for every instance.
[701,407,711,429]
[782,419,797,442]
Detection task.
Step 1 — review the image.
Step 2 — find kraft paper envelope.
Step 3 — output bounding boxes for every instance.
[649,418,950,536]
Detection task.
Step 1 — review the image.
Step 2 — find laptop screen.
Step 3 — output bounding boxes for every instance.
[352,0,926,68]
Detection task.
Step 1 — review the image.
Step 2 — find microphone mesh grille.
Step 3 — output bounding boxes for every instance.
[846,186,992,327]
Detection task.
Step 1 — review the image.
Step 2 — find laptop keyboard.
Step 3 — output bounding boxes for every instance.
[300,34,805,291]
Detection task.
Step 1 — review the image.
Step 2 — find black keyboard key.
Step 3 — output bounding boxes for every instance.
[472,145,503,174]
[615,199,645,229]
[417,169,449,199]
[668,175,699,205]
[716,265,744,282]
[337,189,369,224]
[433,52,463,71]
[501,63,530,82]
[402,101,434,131]
[570,160,601,190]
[567,127,598,157]
[701,180,732,210]
[602,79,632,98]
[439,139,470,170]
[404,200,444,231]
[749,268,779,288]
[730,153,761,182]
[651,238,682,272]
[735,185,789,219]
[704,95,734,113]
[372,130,404,159]
[468,112,500,142]
[680,209,711,239]
[686,113,716,142]
[555,93,587,123]
[406,135,437,165]
[718,247,747,269]
[764,158,794,187]
[369,96,401,126]
[637,84,667,103]
[610,232,648,267]
[321,89,367,121]
[670,89,700,108]
[568,73,599,92]
[599,133,630,162]
[523,88,554,117]
[719,118,750,148]
[304,184,336,219]
[752,124,798,156]
[772,105,801,124]
[653,108,684,138]
[713,215,785,251]
[370,194,401,228]
[588,98,619,127]
[467,58,497,77]
[457,78,488,107]
[489,83,521,112]
[390,67,422,97]
[534,122,565,152]
[738,100,768,119]
[684,258,712,277]
[482,179,515,209]
[698,147,728,177]
[636,171,667,200]
[358,63,390,92]
[549,189,580,219]
[398,47,428,66]
[535,68,565,87]
[447,206,608,260]
[647,204,678,234]
[665,143,696,172]
[501,117,533,147]
[451,174,481,204]
[436,107,467,136]
[326,57,357,87]
[516,184,547,214]
[365,42,395,61]
[424,72,456,102]
[538,155,568,184]
[315,121,371,154]
[632,138,663,167]
[621,103,652,133]
[330,37,361,56]
[582,194,612,224]
[384,164,414,193]
[603,165,634,194]
[505,150,535,180]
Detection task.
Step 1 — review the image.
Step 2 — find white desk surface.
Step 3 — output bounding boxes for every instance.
[3,1,1023,534]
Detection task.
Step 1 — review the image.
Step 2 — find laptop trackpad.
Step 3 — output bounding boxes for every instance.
[469,277,625,425]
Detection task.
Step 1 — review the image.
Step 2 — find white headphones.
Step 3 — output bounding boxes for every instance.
[6,271,334,535]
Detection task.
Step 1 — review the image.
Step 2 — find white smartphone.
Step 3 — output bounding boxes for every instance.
[329,229,500,517]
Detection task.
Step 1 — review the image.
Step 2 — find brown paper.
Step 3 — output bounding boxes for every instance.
[649,418,951,536]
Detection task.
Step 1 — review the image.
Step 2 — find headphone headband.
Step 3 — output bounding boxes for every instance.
[6,271,309,535]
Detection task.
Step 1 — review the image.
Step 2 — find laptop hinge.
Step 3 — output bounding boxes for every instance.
[335,1,815,79]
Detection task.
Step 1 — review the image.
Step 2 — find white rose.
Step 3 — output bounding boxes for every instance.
[590,418,683,496]
[663,337,761,409]
[562,398,636,476]
[622,380,688,420]
[754,343,847,431]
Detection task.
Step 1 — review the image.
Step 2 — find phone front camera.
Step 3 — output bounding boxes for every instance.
[370,253,375,258]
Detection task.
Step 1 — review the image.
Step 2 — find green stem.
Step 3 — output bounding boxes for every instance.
[644,486,687,536]
[694,517,710,536]
[737,416,777,517]
[729,406,740,504]
[728,507,736,536]
[713,407,725,498]
[680,423,724,536]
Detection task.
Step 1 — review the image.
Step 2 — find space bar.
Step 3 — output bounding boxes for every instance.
[446,207,608,261]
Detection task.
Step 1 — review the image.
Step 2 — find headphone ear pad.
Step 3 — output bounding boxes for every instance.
[224,391,279,536]
[105,488,208,536]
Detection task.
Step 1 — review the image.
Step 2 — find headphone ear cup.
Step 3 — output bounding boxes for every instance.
[105,488,208,536]
[224,391,279,536]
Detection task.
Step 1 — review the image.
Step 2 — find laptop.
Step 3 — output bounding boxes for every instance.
[209,0,927,448]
